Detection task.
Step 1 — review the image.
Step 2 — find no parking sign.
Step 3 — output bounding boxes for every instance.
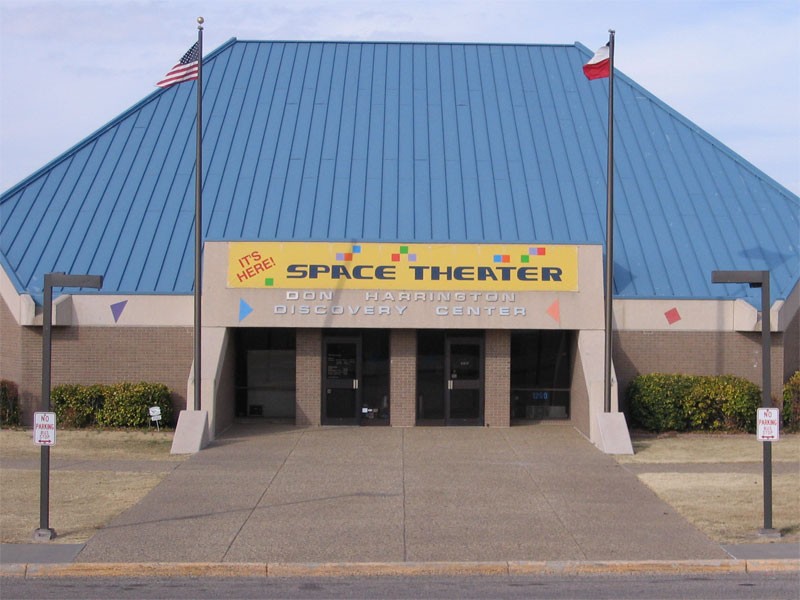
[756,408,780,442]
[33,412,57,446]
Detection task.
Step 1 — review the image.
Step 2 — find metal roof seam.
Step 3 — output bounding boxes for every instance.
[616,84,676,297]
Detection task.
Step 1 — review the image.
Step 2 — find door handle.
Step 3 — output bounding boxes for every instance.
[353,379,359,390]
[448,380,453,390]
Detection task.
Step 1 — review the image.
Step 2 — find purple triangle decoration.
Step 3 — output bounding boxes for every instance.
[110,300,128,323]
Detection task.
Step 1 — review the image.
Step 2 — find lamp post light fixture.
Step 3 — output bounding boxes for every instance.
[711,270,778,537]
[34,273,103,542]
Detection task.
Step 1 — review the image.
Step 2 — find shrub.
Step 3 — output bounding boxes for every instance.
[0,380,21,426]
[627,373,762,433]
[97,382,172,428]
[783,371,800,432]
[627,373,694,432]
[683,376,726,431]
[685,375,760,433]
[52,384,104,428]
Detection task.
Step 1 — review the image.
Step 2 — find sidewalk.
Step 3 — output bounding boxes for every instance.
[2,422,798,575]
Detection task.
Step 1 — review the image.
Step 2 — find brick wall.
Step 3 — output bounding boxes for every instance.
[0,296,22,393]
[390,329,416,426]
[485,329,510,427]
[2,311,192,425]
[296,328,321,426]
[615,330,788,409]
[785,310,799,381]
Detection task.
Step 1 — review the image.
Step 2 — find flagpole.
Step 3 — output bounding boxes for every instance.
[193,17,204,412]
[603,29,616,414]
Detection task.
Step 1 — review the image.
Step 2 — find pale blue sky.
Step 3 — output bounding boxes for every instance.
[1,0,798,194]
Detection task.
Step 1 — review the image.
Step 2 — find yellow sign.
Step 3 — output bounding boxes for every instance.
[228,242,578,291]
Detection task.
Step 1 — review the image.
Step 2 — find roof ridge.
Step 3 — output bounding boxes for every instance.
[232,39,581,48]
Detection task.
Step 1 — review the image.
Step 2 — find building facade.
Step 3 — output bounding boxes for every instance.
[1,40,798,448]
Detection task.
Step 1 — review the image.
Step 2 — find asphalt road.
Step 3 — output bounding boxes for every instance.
[2,573,798,599]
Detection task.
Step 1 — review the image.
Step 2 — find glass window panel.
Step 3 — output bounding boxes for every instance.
[449,343,480,380]
[326,388,358,419]
[511,331,571,388]
[325,342,358,379]
[450,388,481,420]
[417,331,445,420]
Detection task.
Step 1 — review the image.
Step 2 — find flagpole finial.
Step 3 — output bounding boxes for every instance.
[197,16,204,28]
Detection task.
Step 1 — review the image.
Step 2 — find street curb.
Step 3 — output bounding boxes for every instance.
[1,559,798,578]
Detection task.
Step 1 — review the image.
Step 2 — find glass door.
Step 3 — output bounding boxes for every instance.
[445,337,484,425]
[322,337,361,424]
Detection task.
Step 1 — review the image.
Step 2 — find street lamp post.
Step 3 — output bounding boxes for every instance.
[711,270,778,536]
[34,273,103,542]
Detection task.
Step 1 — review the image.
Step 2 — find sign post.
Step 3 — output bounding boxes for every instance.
[34,273,103,542]
[711,270,779,537]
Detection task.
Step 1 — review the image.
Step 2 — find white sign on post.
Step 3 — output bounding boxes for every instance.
[149,406,162,431]
[33,412,57,446]
[756,408,780,442]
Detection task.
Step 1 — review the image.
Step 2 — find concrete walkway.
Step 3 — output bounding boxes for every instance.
[68,422,729,564]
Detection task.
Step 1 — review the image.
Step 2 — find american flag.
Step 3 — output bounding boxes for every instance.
[156,42,200,88]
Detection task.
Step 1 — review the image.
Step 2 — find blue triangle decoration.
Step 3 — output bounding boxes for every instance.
[239,299,253,322]
[110,300,128,323]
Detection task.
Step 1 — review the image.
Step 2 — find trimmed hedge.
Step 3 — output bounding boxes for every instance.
[627,374,696,432]
[684,376,760,432]
[0,380,21,427]
[627,373,763,433]
[51,382,173,428]
[784,371,800,432]
[96,383,173,428]
[53,384,105,428]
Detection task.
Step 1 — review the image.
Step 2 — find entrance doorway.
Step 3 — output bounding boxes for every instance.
[235,328,296,420]
[510,330,572,421]
[323,337,361,424]
[322,330,390,425]
[417,331,484,425]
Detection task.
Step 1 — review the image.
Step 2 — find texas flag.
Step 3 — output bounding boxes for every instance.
[583,44,610,80]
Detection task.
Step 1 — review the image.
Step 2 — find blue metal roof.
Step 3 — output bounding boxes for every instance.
[1,39,798,308]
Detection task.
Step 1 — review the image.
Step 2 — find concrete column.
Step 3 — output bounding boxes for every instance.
[296,328,321,427]
[390,329,416,427]
[484,329,510,427]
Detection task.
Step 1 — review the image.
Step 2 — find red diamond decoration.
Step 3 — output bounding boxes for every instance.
[665,307,681,325]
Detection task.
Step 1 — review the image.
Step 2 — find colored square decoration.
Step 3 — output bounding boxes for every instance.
[352,245,361,253]
[391,254,401,262]
[400,246,409,254]
[520,255,530,263]
[408,254,416,262]
[665,307,681,325]
[336,253,345,261]
[530,247,546,256]
[265,278,274,286]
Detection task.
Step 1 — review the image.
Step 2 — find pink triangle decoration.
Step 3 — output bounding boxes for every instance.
[546,299,560,323]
